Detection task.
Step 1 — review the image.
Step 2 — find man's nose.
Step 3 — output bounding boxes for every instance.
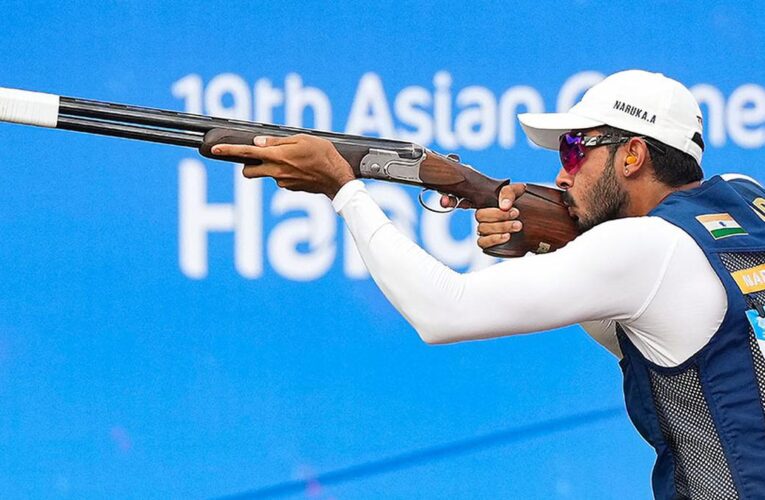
[555,167,574,190]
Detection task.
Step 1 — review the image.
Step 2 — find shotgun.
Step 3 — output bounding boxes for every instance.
[0,87,580,257]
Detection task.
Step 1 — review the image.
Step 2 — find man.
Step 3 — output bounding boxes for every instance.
[211,70,765,499]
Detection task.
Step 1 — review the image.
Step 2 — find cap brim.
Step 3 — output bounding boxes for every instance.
[518,112,605,150]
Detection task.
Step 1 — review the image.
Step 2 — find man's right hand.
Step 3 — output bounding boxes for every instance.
[440,183,527,252]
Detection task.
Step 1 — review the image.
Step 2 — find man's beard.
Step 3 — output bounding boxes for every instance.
[564,153,630,232]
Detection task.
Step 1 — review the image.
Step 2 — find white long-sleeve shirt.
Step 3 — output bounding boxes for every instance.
[332,179,728,368]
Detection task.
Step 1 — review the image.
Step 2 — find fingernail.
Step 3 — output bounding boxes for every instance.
[502,233,511,240]
[500,199,511,209]
[212,147,221,154]
[254,136,267,146]
[510,208,519,218]
[513,221,522,230]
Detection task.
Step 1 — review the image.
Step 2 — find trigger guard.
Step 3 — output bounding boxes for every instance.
[418,189,461,214]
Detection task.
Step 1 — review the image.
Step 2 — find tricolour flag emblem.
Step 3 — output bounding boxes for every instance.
[695,213,748,240]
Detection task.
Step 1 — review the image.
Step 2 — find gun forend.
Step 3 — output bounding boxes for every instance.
[200,127,425,183]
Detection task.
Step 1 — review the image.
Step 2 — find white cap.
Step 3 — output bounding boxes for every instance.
[519,70,704,165]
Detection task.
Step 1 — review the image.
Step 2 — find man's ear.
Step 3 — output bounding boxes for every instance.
[622,137,650,177]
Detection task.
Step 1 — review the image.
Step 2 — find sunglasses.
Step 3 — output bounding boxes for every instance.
[558,132,631,174]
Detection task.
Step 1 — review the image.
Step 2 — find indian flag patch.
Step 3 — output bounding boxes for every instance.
[696,213,748,240]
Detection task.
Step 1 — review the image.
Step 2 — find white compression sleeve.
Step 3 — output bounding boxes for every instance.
[333,181,679,346]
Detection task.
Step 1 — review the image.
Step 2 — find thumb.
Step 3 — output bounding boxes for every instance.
[499,183,526,210]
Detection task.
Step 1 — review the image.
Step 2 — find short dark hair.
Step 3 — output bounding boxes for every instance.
[598,126,703,187]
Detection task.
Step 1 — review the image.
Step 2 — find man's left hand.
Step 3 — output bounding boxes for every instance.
[210,134,356,199]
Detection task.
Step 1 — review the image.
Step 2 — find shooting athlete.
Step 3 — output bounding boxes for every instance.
[210,70,765,499]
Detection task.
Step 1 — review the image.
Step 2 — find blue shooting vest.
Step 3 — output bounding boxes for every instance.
[617,175,765,499]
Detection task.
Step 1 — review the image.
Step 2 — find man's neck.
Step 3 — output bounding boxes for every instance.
[628,180,702,216]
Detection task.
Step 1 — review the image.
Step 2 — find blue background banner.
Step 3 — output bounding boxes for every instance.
[1,1,763,498]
